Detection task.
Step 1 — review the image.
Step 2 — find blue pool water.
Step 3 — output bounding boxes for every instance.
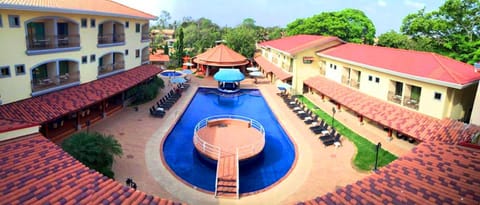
[161,71,182,77]
[162,88,295,193]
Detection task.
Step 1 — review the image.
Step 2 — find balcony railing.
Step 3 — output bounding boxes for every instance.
[141,32,150,41]
[26,34,80,50]
[98,33,125,45]
[98,61,125,75]
[387,91,402,104]
[341,76,350,86]
[403,96,419,110]
[350,80,360,89]
[31,71,80,93]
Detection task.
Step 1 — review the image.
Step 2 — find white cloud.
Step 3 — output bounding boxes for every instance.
[377,0,387,7]
[404,0,425,9]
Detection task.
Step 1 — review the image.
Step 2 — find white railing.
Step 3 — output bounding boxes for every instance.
[236,148,239,199]
[193,115,266,159]
[214,151,221,197]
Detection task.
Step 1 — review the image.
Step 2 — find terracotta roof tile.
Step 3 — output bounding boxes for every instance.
[0,133,184,204]
[304,75,480,144]
[258,35,342,55]
[150,53,170,62]
[0,0,156,20]
[301,142,480,205]
[194,44,249,67]
[0,65,162,133]
[254,56,293,81]
[318,43,480,86]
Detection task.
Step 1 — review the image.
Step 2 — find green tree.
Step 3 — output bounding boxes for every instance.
[181,18,221,55]
[224,22,257,58]
[62,132,123,179]
[163,43,169,55]
[267,26,285,41]
[286,9,376,44]
[377,30,410,48]
[400,0,480,64]
[157,10,171,29]
[171,27,185,67]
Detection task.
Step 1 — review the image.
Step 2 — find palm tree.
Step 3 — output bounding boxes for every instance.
[62,132,123,178]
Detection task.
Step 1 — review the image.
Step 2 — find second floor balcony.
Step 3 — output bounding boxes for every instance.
[403,96,420,110]
[97,33,125,46]
[98,21,125,47]
[26,18,80,55]
[388,91,402,104]
[31,61,80,96]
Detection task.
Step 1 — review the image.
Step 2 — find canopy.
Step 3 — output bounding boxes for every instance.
[170,77,187,84]
[214,68,245,82]
[246,66,259,71]
[277,82,292,90]
[182,69,193,74]
[249,71,263,77]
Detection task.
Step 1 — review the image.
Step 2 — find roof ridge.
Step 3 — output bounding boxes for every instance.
[431,53,463,84]
[103,0,156,18]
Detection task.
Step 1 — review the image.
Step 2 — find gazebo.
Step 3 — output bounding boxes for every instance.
[214,68,245,93]
[193,44,249,76]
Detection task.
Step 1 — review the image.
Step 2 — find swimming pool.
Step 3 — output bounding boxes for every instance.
[162,88,295,194]
[160,70,183,77]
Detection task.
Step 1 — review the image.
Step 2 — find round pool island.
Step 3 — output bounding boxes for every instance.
[159,70,186,78]
[193,115,265,161]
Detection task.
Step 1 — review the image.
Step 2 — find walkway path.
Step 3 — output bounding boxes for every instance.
[89,75,412,204]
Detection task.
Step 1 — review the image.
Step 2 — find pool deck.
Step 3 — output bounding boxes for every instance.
[89,75,415,204]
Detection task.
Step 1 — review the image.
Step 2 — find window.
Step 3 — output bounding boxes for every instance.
[375,77,380,83]
[0,14,3,27]
[82,56,88,64]
[125,49,129,56]
[135,49,140,58]
[303,56,313,64]
[395,82,403,96]
[90,55,96,62]
[411,86,422,101]
[434,92,442,100]
[125,21,129,28]
[90,19,96,28]
[81,18,87,28]
[15,64,25,75]
[0,66,11,78]
[8,15,20,27]
[135,23,140,33]
[368,75,373,81]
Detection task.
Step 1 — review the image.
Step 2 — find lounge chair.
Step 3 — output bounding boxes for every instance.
[304,115,318,124]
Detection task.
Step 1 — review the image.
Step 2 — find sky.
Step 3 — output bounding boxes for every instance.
[114,0,445,36]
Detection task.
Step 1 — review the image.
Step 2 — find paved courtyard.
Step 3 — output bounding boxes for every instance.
[89,75,415,204]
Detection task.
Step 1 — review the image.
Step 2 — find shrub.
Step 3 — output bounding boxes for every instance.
[62,132,123,179]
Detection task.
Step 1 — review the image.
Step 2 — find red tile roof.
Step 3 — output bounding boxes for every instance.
[304,76,480,144]
[258,35,342,55]
[300,141,480,205]
[0,133,183,204]
[194,44,249,67]
[150,53,170,62]
[0,65,162,133]
[318,43,480,87]
[0,0,156,20]
[254,56,293,81]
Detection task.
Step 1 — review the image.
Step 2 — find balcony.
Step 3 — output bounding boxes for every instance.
[341,76,350,86]
[387,91,402,104]
[27,34,80,51]
[403,96,419,110]
[350,80,360,89]
[98,61,125,78]
[141,32,150,42]
[97,33,125,47]
[31,71,80,96]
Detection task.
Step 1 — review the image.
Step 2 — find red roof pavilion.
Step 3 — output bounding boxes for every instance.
[193,44,249,76]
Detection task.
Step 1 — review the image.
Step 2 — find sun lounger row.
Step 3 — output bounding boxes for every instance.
[149,84,188,118]
[279,93,342,147]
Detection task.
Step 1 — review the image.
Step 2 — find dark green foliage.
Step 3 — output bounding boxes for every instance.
[163,44,169,55]
[286,9,376,44]
[400,0,480,64]
[171,28,185,67]
[62,132,123,178]
[298,96,398,171]
[127,77,164,105]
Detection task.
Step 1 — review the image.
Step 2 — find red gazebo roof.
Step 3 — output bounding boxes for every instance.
[193,44,249,67]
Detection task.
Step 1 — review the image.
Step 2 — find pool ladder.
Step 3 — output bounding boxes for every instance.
[214,150,239,199]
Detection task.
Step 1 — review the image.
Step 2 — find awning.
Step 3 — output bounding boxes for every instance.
[213,68,245,82]
[254,56,292,81]
[0,65,162,133]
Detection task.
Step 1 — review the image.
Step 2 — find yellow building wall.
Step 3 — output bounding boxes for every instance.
[0,126,40,142]
[470,81,480,125]
[0,9,149,104]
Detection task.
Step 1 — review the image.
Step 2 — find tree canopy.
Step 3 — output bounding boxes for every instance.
[400,0,480,64]
[286,9,376,44]
[62,132,123,179]
[224,20,257,58]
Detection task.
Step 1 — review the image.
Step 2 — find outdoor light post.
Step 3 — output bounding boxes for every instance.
[373,142,382,172]
[332,107,336,128]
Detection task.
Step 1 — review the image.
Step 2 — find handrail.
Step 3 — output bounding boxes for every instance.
[214,151,221,197]
[193,115,266,159]
[236,148,239,199]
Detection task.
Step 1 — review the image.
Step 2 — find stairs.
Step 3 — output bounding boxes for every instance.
[215,154,239,198]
